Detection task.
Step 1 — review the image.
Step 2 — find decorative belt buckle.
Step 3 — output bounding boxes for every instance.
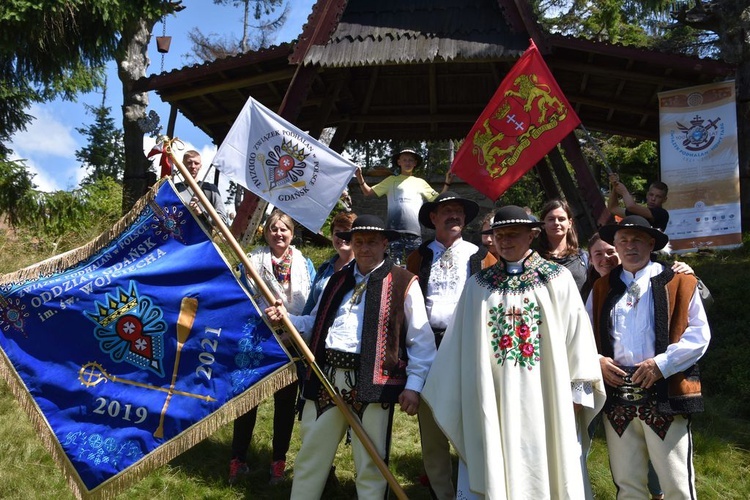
[617,385,646,402]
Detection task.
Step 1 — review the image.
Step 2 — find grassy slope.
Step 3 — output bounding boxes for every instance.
[0,231,749,499]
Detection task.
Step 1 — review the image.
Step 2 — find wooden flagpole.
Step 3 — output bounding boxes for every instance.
[579,124,615,176]
[164,139,408,499]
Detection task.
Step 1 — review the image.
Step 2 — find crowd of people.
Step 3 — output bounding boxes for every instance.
[184,147,711,499]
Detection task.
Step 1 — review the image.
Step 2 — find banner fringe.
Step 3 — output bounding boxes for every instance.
[0,345,296,500]
[0,179,301,498]
[0,180,164,286]
[83,363,296,500]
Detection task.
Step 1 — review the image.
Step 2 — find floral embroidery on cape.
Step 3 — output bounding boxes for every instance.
[488,297,542,369]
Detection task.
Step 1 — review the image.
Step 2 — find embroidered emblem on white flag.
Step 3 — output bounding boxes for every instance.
[211,97,357,233]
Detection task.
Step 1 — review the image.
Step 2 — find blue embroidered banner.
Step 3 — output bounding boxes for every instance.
[0,180,294,498]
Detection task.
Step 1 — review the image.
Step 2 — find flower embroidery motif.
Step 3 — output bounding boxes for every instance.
[488,300,542,369]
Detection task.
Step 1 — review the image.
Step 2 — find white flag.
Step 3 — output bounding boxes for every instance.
[212,97,357,233]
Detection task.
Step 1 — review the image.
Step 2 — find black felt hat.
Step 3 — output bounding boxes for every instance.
[335,214,401,241]
[391,148,423,168]
[599,215,669,251]
[481,205,544,234]
[418,191,480,229]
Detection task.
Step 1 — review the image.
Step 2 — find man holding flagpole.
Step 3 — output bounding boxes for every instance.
[355,148,452,264]
[265,214,436,499]
[175,150,228,225]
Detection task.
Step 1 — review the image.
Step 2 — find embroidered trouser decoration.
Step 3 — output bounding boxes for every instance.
[606,399,675,439]
[314,364,367,420]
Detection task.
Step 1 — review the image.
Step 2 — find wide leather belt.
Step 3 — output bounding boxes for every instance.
[613,366,653,404]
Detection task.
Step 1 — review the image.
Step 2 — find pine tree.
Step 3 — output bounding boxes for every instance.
[75,86,124,185]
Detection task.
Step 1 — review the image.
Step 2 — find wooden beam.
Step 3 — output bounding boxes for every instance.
[549,60,714,89]
[567,94,659,117]
[159,68,297,101]
[357,66,380,134]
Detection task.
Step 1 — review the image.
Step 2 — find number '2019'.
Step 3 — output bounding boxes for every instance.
[92,397,147,424]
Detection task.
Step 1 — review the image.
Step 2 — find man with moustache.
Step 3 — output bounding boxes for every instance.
[406,191,495,499]
[265,214,436,499]
[587,215,710,499]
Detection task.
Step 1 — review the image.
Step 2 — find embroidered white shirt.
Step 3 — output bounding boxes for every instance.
[425,238,476,330]
[585,261,711,379]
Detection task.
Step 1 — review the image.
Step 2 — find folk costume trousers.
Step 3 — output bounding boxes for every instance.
[603,413,696,500]
[418,402,456,499]
[290,368,393,500]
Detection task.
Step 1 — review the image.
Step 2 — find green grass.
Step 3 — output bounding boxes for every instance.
[1,227,750,498]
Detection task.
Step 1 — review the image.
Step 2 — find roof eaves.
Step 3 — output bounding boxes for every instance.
[134,43,294,92]
[547,34,736,76]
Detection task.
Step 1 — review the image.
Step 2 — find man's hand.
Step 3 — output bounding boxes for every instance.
[264,299,288,325]
[600,357,628,387]
[671,261,695,275]
[632,358,663,389]
[613,181,630,197]
[398,389,420,416]
[189,197,204,215]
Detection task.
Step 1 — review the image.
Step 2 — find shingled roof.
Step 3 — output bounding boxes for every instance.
[296,0,528,66]
[135,0,735,145]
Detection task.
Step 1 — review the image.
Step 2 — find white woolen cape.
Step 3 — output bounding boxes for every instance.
[421,254,605,499]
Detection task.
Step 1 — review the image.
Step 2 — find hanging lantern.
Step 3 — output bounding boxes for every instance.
[156,36,172,53]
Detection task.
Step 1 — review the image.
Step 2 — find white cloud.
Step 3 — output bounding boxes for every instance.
[10,104,78,157]
[8,153,83,193]
[7,103,83,192]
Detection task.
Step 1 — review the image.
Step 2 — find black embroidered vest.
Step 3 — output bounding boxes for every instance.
[303,258,416,403]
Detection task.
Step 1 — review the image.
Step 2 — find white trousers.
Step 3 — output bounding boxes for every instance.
[418,402,456,500]
[604,413,696,500]
[290,369,392,500]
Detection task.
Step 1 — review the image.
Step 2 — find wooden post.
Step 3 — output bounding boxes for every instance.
[165,140,408,499]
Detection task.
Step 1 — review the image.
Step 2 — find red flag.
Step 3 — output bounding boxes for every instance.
[452,40,580,200]
[147,142,175,178]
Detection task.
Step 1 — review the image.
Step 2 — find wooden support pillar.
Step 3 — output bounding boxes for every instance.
[547,145,597,244]
[167,105,178,138]
[535,159,560,201]
[560,133,611,228]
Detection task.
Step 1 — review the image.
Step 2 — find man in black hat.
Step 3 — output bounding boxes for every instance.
[405,191,495,499]
[587,215,710,499]
[421,205,604,499]
[266,214,436,499]
[354,148,453,263]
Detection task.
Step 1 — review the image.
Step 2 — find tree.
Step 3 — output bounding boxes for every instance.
[668,1,750,229]
[184,0,289,64]
[117,2,186,213]
[0,0,185,217]
[75,85,125,185]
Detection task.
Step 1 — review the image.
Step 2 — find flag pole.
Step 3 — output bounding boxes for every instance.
[164,139,408,500]
[579,124,615,176]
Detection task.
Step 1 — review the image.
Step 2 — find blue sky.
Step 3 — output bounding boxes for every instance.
[8,0,316,192]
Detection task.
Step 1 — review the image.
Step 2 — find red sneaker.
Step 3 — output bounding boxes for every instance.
[269,459,286,485]
[228,458,249,485]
